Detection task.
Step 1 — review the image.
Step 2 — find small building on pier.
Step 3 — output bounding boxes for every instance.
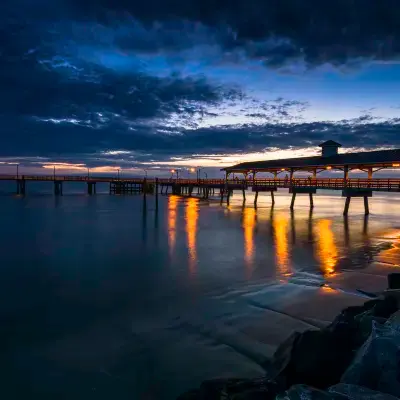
[222,140,400,179]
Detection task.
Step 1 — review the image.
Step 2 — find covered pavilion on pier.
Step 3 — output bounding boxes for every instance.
[222,140,400,180]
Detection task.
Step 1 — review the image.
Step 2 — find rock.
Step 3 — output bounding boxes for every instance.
[341,320,400,398]
[267,332,301,382]
[275,330,353,389]
[276,384,348,399]
[177,377,280,400]
[370,295,398,318]
[387,310,400,329]
[329,383,400,400]
[388,273,400,290]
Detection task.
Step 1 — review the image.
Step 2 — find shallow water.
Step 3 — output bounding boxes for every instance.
[1,185,400,399]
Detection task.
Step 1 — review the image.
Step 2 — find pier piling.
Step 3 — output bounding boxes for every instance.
[54,181,63,196]
[17,179,26,195]
[290,193,296,210]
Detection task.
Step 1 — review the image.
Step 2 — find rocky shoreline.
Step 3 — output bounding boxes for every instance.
[177,273,400,399]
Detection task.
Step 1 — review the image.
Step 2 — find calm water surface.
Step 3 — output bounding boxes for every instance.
[1,184,400,399]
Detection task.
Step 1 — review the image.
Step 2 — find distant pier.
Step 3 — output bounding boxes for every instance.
[3,140,400,215]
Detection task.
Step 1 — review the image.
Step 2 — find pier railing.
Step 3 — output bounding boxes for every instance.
[1,175,400,190]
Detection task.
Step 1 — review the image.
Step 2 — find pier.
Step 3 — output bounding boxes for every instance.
[2,141,400,215]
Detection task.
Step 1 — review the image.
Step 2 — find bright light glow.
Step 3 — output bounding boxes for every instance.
[393,163,400,167]
[326,166,332,170]
[189,168,196,173]
[171,169,176,173]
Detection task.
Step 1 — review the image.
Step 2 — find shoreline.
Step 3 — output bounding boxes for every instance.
[178,273,400,399]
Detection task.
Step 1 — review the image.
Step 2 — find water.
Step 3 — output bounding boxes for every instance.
[1,184,400,399]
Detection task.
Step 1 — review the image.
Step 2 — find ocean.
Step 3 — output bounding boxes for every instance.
[1,182,400,399]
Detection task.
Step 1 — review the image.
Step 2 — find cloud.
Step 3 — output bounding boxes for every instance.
[62,0,400,68]
[1,0,400,174]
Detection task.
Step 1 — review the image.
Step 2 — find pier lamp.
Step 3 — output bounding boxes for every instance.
[326,166,332,170]
[281,168,285,171]
[171,169,179,179]
[393,163,400,167]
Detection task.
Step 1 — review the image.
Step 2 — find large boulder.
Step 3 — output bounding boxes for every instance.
[388,273,400,290]
[176,377,280,400]
[341,320,400,398]
[274,330,353,389]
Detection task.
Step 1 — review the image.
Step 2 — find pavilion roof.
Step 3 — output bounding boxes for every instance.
[222,148,400,172]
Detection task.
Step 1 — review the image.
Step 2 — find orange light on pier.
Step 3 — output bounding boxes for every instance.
[171,169,176,173]
[189,168,196,173]
[393,163,400,167]
[326,166,332,170]
[281,168,285,171]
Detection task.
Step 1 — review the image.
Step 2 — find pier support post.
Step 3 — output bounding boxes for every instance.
[343,197,351,216]
[271,191,275,205]
[364,196,370,215]
[289,187,316,211]
[242,187,246,202]
[87,182,96,195]
[344,165,349,183]
[254,191,258,206]
[309,193,314,209]
[143,178,147,197]
[290,193,296,210]
[342,188,372,216]
[155,178,159,209]
[54,181,63,196]
[17,179,26,195]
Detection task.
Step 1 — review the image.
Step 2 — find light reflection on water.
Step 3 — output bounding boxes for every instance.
[315,219,338,276]
[242,206,256,277]
[185,197,199,277]
[1,191,400,399]
[272,211,292,278]
[168,195,178,256]
[165,191,400,282]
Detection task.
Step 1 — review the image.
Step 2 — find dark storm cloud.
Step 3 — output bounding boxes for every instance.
[70,0,400,67]
[1,0,400,170]
[2,114,400,164]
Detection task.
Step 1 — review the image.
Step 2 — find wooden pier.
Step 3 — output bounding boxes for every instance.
[2,174,400,214]
[2,139,400,215]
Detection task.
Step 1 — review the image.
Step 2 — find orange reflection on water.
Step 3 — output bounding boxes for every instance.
[185,197,199,275]
[315,219,338,276]
[272,213,292,277]
[168,195,178,255]
[242,207,256,275]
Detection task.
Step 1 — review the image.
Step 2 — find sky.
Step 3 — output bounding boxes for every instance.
[2,0,400,176]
